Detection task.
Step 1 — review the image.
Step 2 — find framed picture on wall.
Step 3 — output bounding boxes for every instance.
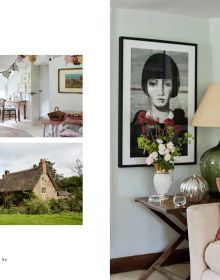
[58,68,83,93]
[118,37,197,167]
[18,83,26,93]
[21,93,29,101]
[26,84,31,93]
[21,73,30,83]
[13,92,21,101]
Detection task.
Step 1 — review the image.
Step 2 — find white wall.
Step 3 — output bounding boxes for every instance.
[111,8,217,258]
[0,75,7,98]
[49,57,83,112]
[39,66,49,117]
[7,65,31,99]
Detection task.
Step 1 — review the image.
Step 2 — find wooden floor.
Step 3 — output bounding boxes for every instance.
[110,263,190,280]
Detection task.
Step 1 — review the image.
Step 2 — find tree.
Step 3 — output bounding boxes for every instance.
[72,159,83,177]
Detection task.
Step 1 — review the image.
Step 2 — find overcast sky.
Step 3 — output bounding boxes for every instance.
[0,143,82,178]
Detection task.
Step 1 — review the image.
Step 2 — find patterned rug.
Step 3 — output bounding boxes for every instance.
[0,125,33,137]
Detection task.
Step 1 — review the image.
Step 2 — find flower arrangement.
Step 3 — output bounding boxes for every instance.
[137,112,192,173]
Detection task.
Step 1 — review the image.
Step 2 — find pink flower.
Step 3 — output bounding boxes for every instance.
[146,156,154,165]
[151,151,158,160]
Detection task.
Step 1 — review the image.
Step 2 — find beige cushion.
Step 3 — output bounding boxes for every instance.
[205,240,220,275]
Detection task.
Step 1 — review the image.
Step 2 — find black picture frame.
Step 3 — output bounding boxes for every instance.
[118,36,197,167]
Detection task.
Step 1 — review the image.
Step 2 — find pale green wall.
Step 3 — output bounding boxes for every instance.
[111,8,217,258]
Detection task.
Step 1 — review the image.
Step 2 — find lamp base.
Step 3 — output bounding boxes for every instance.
[200,141,220,198]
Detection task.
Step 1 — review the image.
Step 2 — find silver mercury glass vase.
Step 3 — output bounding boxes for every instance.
[180,173,209,203]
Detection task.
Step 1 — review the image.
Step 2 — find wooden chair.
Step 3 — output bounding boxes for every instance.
[0,98,17,123]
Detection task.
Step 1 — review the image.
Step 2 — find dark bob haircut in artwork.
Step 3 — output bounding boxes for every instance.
[141,53,180,98]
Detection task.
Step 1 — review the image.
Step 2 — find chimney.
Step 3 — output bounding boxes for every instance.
[5,170,9,176]
[39,159,47,173]
[2,175,4,179]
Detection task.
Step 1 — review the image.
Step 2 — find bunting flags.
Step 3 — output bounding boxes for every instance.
[64,55,83,65]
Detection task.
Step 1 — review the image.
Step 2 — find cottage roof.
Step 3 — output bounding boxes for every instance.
[57,191,71,197]
[0,160,57,193]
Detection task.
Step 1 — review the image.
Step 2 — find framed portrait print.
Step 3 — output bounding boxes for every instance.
[118,37,197,167]
[18,83,26,93]
[58,68,83,93]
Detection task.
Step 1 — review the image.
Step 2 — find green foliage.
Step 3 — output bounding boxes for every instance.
[0,206,20,214]
[0,191,36,208]
[58,176,83,212]
[59,176,82,193]
[24,198,49,214]
[48,199,70,213]
[67,196,82,212]
[0,213,83,225]
[137,124,193,172]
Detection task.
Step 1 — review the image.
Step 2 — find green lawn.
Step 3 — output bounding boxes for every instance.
[0,212,82,225]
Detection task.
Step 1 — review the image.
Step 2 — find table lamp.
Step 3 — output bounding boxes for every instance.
[191,83,220,198]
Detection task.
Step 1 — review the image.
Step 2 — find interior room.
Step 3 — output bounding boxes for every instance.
[0,55,83,137]
[110,1,220,279]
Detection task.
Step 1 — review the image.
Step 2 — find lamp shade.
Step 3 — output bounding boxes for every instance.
[191,83,220,198]
[191,83,220,127]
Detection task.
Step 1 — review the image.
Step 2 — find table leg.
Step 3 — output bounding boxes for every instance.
[51,125,54,137]
[55,125,58,137]
[139,231,188,280]
[43,124,46,137]
[24,103,26,119]
[18,108,20,122]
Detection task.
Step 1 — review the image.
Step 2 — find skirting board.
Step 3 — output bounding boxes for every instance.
[110,248,189,274]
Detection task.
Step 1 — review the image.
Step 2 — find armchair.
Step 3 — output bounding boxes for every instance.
[187,203,220,280]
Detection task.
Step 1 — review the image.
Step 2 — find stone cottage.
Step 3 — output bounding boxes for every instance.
[0,159,69,201]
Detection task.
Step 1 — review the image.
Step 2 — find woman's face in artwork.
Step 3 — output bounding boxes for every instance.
[147,78,173,109]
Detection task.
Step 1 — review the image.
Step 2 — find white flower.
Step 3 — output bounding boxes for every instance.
[167,141,174,150]
[164,149,170,155]
[146,156,154,165]
[158,144,166,155]
[156,139,163,144]
[164,154,171,161]
[151,151,158,160]
[171,147,176,153]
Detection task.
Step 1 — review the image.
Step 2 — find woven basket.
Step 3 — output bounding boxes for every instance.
[48,107,65,121]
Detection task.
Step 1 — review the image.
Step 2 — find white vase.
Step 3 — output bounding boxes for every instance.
[153,172,173,200]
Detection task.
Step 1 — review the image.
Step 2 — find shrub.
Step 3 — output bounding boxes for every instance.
[66,196,82,212]
[0,191,36,208]
[48,199,70,213]
[24,198,49,214]
[0,206,20,214]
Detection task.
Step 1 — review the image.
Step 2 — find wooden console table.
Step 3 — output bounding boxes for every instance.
[135,196,219,280]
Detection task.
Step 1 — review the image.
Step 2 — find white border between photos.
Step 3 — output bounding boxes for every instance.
[0,0,110,279]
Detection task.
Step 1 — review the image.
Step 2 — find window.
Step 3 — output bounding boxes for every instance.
[41,188,46,194]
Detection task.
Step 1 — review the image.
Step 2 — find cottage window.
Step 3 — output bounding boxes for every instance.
[41,188,46,193]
